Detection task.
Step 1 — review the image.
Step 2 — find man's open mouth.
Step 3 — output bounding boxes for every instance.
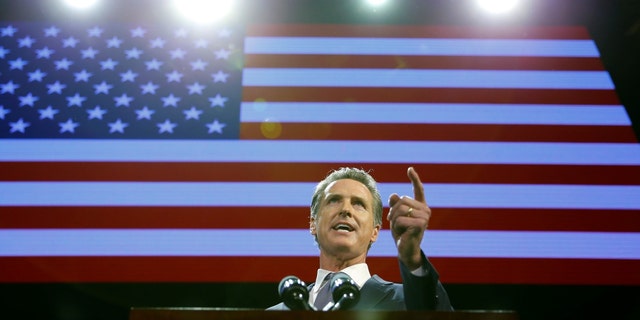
[332,223,355,232]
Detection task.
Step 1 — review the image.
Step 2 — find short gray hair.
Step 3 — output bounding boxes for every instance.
[310,167,383,227]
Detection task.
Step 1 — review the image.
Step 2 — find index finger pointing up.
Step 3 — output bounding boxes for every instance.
[407,167,426,203]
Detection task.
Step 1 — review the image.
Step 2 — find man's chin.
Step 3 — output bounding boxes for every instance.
[321,238,358,253]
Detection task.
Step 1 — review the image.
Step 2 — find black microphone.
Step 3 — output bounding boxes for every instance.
[278,275,314,311]
[326,273,360,311]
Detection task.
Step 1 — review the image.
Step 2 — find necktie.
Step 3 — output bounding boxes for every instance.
[313,273,334,310]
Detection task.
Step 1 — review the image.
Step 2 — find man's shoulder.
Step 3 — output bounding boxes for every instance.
[368,274,402,288]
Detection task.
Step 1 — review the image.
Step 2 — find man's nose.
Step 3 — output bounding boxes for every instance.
[339,203,353,217]
[339,210,352,217]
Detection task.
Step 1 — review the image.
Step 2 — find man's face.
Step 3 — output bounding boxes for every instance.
[310,179,380,259]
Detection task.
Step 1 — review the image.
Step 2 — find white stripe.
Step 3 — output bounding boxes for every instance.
[242,68,614,90]
[2,182,640,209]
[240,102,632,125]
[1,140,639,165]
[1,229,638,259]
[244,37,600,57]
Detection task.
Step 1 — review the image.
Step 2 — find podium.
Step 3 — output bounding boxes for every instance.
[130,308,519,320]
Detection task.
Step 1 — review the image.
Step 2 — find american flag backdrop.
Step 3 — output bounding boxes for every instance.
[1,22,640,285]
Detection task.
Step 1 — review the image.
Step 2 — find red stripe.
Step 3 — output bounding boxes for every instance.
[239,123,638,143]
[245,54,605,71]
[3,162,640,185]
[2,207,639,232]
[246,24,591,39]
[242,87,620,105]
[1,256,637,284]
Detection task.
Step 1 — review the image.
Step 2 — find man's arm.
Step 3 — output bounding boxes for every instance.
[388,167,453,310]
[399,251,453,310]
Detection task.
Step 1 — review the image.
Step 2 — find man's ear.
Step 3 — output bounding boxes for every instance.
[309,216,317,235]
[370,224,381,243]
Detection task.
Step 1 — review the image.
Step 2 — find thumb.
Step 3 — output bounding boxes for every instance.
[388,193,401,207]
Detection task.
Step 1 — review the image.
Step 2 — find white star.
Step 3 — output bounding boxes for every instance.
[212,70,229,83]
[135,106,155,120]
[106,36,123,48]
[88,26,104,37]
[28,69,47,82]
[19,93,39,107]
[47,81,66,94]
[0,106,11,119]
[9,118,30,133]
[1,81,19,94]
[0,46,9,58]
[100,58,118,70]
[183,106,203,120]
[190,59,207,71]
[206,119,226,134]
[174,28,187,37]
[161,94,180,107]
[187,82,205,95]
[208,94,227,107]
[125,48,143,59]
[66,93,86,107]
[131,27,147,38]
[74,69,92,82]
[157,119,177,134]
[140,82,159,94]
[87,106,107,119]
[36,47,55,59]
[9,58,28,70]
[62,37,79,48]
[166,70,183,82]
[214,48,230,60]
[38,106,59,120]
[114,94,134,107]
[150,37,165,48]
[1,25,18,37]
[81,47,99,59]
[54,58,73,70]
[18,36,35,48]
[44,26,60,37]
[145,59,163,70]
[194,39,208,48]
[170,48,186,59]
[120,69,138,82]
[108,119,129,134]
[218,28,231,37]
[93,81,113,94]
[59,118,79,133]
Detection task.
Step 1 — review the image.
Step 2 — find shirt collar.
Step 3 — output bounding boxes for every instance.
[313,263,371,293]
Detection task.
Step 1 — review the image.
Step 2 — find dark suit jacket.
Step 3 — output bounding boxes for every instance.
[268,253,452,311]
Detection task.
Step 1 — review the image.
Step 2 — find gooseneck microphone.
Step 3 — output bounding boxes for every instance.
[278,275,314,311]
[326,273,360,311]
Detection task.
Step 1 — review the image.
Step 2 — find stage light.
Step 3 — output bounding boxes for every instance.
[476,0,520,14]
[62,0,100,10]
[365,0,388,7]
[172,0,235,24]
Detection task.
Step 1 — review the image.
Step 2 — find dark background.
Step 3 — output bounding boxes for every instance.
[1,1,639,319]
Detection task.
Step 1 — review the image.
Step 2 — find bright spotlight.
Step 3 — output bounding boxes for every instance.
[173,0,235,24]
[365,0,388,6]
[476,0,520,14]
[62,0,99,10]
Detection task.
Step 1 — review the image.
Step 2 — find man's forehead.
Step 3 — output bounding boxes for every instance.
[324,179,372,198]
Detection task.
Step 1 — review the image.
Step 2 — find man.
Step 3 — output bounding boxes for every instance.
[269,167,452,310]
